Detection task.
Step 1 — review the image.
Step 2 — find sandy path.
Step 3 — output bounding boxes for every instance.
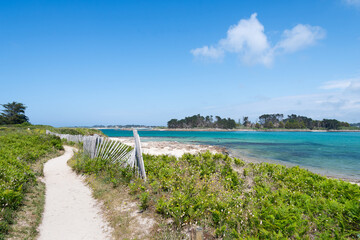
[38,146,111,240]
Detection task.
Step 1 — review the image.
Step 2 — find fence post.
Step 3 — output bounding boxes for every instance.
[47,130,146,180]
[133,129,146,181]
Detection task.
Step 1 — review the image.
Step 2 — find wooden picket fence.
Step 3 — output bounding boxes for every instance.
[46,129,146,180]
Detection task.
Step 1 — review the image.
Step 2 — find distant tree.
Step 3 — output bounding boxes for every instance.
[168,114,236,129]
[284,114,312,129]
[225,118,236,129]
[285,119,306,129]
[242,116,251,127]
[259,114,283,127]
[340,122,350,128]
[322,119,341,130]
[264,121,274,128]
[167,119,179,128]
[255,123,261,129]
[0,101,29,125]
[278,121,285,128]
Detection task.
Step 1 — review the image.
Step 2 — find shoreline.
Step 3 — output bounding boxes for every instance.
[109,137,227,158]
[95,127,360,132]
[226,148,360,185]
[111,137,360,185]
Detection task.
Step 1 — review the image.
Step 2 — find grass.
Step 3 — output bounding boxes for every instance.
[0,123,106,137]
[72,149,360,239]
[0,126,63,240]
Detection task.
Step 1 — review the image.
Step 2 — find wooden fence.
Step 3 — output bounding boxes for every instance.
[46,129,146,180]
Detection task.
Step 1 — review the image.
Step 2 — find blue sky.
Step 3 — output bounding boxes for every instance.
[1,0,360,126]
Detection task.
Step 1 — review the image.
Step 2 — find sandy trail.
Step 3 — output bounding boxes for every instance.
[38,146,111,240]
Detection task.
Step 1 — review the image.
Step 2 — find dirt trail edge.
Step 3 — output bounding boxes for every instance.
[38,146,112,240]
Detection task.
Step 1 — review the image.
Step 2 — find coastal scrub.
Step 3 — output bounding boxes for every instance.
[72,150,360,239]
[0,128,63,239]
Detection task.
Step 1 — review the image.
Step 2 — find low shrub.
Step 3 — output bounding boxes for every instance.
[0,130,63,238]
[134,153,360,239]
[72,150,360,239]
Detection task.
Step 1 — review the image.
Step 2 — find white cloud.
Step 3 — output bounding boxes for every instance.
[343,0,360,6]
[320,80,352,90]
[190,46,224,59]
[276,24,326,53]
[191,13,325,66]
[220,13,268,53]
[320,78,360,90]
[219,13,273,65]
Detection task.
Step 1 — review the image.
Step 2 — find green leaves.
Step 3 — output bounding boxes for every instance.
[0,129,63,237]
[140,152,360,238]
[71,148,360,239]
[140,192,150,210]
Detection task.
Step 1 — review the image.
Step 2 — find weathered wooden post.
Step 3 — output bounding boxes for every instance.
[133,129,146,181]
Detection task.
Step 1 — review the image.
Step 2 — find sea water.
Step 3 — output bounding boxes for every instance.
[101,129,360,180]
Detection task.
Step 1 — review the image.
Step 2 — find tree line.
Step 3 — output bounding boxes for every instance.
[168,113,352,130]
[168,114,236,129]
[253,114,349,130]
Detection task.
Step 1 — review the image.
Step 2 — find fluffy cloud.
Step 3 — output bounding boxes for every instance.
[219,13,273,65]
[276,24,326,53]
[191,13,325,66]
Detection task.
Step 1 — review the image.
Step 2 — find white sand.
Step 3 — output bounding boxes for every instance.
[110,137,223,158]
[38,146,112,240]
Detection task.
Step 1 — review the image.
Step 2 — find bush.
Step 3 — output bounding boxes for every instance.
[140,192,149,210]
[71,150,360,239]
[0,130,63,237]
[133,153,360,238]
[73,151,135,187]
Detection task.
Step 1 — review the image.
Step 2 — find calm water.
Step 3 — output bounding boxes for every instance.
[101,129,360,180]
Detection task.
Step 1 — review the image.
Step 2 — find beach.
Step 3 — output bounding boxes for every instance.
[110,137,226,158]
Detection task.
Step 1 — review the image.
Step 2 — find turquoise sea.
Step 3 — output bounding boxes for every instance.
[100,129,360,180]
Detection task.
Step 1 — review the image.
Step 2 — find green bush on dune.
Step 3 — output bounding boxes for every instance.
[73,150,360,239]
[0,129,63,238]
[55,127,105,136]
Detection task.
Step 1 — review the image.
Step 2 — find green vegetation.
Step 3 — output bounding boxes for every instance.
[0,124,105,137]
[0,127,63,239]
[72,150,360,239]
[258,114,352,130]
[51,127,105,136]
[72,151,134,187]
[167,113,354,131]
[0,102,29,125]
[168,114,237,129]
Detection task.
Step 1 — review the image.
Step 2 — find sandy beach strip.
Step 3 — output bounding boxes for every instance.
[109,137,226,158]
